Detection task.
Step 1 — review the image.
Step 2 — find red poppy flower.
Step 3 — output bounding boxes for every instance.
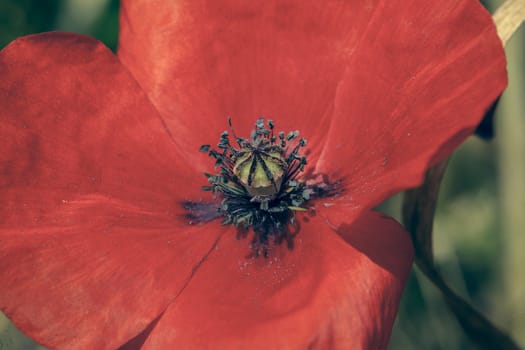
[0,1,506,349]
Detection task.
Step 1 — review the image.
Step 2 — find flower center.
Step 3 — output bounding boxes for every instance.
[199,118,311,252]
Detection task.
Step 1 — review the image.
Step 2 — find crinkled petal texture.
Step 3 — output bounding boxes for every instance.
[118,0,507,226]
[139,210,413,350]
[0,33,414,350]
[0,33,223,349]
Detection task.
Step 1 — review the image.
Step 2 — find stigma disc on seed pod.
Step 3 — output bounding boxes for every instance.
[233,148,288,199]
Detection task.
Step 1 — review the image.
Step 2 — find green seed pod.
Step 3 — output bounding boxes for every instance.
[233,148,287,199]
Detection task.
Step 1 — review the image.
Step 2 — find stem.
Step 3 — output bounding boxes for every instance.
[493,0,525,46]
[496,18,525,346]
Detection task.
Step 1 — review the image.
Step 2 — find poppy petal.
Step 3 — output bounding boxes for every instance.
[313,1,507,227]
[0,32,223,349]
[117,1,506,185]
[117,0,381,169]
[133,210,413,350]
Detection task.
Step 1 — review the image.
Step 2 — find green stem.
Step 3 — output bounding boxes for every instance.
[496,20,525,346]
[402,160,521,350]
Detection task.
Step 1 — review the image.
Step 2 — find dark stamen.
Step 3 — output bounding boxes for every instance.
[193,118,330,255]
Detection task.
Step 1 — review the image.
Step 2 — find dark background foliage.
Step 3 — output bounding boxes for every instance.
[0,1,523,349]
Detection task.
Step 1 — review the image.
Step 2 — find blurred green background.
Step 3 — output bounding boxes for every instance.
[0,1,523,349]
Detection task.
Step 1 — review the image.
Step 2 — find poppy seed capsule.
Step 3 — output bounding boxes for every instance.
[198,118,312,249]
[233,148,288,199]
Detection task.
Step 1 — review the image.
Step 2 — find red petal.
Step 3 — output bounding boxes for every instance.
[0,32,221,349]
[117,1,506,198]
[118,1,380,169]
[134,211,413,349]
[313,1,507,227]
